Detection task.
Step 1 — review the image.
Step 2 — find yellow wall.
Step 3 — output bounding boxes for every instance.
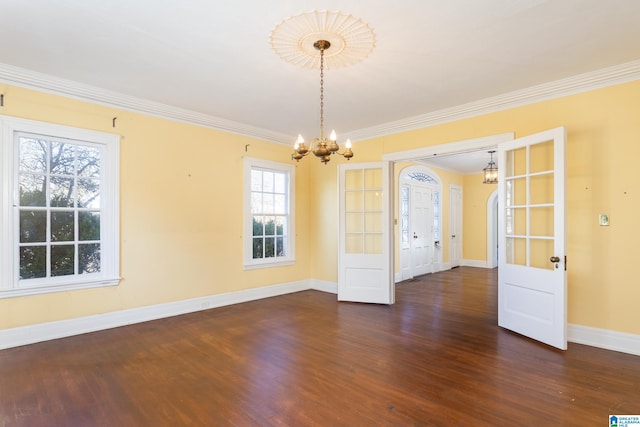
[309,80,640,336]
[0,85,311,329]
[462,173,497,262]
[3,79,640,339]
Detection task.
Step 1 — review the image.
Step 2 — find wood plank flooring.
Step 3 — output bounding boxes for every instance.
[1,267,639,426]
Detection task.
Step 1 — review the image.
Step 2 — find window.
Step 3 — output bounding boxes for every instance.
[243,157,294,268]
[0,116,120,297]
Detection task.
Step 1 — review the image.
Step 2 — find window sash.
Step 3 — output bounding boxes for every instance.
[243,158,295,268]
[0,115,120,298]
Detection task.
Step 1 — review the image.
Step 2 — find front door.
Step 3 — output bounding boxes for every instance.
[498,127,567,349]
[338,162,394,304]
[411,184,433,276]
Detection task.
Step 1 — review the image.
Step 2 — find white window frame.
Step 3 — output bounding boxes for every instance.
[243,157,295,269]
[0,115,120,298]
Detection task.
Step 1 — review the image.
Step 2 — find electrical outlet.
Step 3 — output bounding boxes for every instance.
[599,214,609,226]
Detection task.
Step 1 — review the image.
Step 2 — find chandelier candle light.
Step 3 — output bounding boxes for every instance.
[270,10,376,164]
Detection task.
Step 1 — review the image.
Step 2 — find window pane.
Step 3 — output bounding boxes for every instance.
[251,192,263,214]
[77,178,100,208]
[275,216,286,236]
[264,216,276,235]
[264,237,275,258]
[79,211,100,241]
[251,170,262,192]
[79,243,101,274]
[20,246,47,279]
[19,137,47,173]
[51,211,74,242]
[76,145,101,178]
[20,210,46,243]
[20,174,46,207]
[263,193,274,214]
[274,173,285,193]
[263,171,274,193]
[50,142,75,175]
[252,237,263,259]
[51,245,75,276]
[274,194,286,214]
[252,216,264,236]
[276,237,285,256]
[50,176,75,207]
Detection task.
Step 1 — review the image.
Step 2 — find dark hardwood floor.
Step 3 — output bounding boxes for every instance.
[1,267,638,426]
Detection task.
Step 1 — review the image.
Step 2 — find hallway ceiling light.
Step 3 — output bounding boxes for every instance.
[270,10,375,164]
[483,150,498,184]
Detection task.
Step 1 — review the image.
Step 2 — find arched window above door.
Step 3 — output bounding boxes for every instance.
[404,171,439,184]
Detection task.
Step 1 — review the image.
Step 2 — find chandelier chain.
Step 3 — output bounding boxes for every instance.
[319,45,325,140]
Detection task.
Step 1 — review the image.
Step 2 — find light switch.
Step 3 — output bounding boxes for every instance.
[599,214,609,226]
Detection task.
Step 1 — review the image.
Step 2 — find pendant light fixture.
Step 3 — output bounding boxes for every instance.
[483,150,498,184]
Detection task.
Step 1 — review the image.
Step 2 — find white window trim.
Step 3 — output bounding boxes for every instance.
[243,157,295,269]
[0,115,120,298]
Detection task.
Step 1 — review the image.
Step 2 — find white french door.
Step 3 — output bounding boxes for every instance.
[498,127,567,349]
[338,162,394,304]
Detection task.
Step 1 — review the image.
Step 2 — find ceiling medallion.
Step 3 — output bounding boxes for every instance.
[269,10,376,70]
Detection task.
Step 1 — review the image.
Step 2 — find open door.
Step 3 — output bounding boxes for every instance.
[338,161,394,304]
[498,127,567,349]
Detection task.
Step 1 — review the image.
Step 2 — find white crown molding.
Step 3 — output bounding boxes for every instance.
[1,60,639,145]
[0,63,292,144]
[344,59,640,142]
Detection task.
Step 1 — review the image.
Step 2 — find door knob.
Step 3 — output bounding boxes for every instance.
[549,256,560,263]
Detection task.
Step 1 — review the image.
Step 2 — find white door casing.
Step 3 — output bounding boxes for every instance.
[498,127,567,350]
[338,162,394,304]
[449,185,462,268]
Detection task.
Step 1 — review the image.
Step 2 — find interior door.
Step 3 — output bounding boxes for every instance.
[411,184,433,276]
[449,186,462,268]
[338,162,394,304]
[498,127,567,349]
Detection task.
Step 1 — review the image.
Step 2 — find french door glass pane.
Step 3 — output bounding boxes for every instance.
[530,207,554,237]
[530,139,554,173]
[506,237,526,266]
[531,239,555,270]
[530,174,554,205]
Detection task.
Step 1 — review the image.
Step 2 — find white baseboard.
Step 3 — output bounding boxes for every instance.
[3,281,639,357]
[310,279,337,294]
[0,280,312,350]
[568,324,640,356]
[462,259,491,268]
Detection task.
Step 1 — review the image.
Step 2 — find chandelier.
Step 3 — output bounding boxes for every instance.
[292,40,352,164]
[483,150,498,184]
[269,10,376,164]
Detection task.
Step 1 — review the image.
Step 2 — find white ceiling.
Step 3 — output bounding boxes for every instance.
[1,0,640,173]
